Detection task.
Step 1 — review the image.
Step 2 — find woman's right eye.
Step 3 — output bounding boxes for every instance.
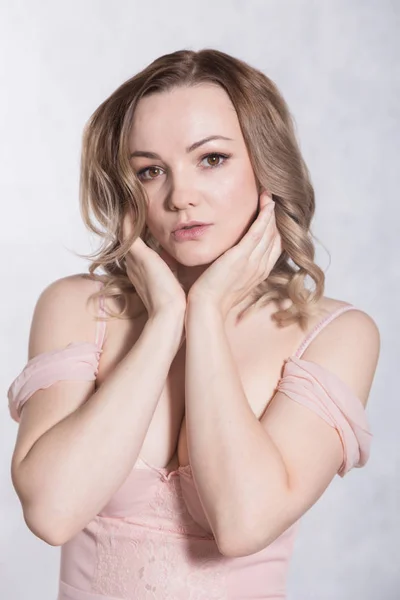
[136,166,164,181]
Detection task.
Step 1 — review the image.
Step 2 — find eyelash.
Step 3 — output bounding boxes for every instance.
[136,152,231,182]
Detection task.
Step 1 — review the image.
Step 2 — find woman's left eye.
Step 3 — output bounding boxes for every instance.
[200,153,230,168]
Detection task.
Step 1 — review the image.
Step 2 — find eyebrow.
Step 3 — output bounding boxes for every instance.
[129,135,234,159]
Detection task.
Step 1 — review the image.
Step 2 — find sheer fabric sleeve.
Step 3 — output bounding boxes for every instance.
[7,342,103,423]
[276,356,373,477]
[7,279,106,423]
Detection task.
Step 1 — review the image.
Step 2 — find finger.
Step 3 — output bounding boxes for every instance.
[159,247,180,275]
[254,199,275,233]
[252,228,277,275]
[271,231,283,261]
[264,232,283,273]
[121,213,149,256]
[245,216,278,285]
[122,230,149,260]
[240,201,275,257]
[121,212,135,243]
[258,189,273,211]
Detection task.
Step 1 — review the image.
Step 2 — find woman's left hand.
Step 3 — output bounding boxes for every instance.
[187,190,283,319]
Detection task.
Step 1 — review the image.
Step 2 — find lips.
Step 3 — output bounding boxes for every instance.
[173,221,210,232]
[172,223,212,241]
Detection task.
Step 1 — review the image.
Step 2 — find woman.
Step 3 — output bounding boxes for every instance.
[8,48,380,599]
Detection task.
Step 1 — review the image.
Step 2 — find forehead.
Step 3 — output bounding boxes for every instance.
[129,84,241,150]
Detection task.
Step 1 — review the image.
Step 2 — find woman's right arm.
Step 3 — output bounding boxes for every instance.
[10,275,185,547]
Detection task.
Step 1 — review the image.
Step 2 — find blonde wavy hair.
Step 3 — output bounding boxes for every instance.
[76,48,326,329]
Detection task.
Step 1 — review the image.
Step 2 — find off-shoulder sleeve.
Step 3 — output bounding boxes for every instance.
[7,342,102,423]
[276,356,373,477]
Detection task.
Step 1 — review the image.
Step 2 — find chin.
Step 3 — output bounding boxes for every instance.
[174,243,231,267]
[174,252,213,267]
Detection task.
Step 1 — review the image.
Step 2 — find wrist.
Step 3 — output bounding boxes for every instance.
[151,304,186,324]
[148,307,186,350]
[186,296,224,326]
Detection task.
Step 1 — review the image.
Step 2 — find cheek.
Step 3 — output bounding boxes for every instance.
[218,167,259,224]
[217,163,258,203]
[145,202,163,228]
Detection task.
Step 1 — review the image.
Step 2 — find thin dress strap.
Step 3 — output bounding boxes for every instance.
[293,305,358,359]
[94,280,107,351]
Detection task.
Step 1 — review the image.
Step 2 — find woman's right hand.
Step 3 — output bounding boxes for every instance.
[121,214,187,318]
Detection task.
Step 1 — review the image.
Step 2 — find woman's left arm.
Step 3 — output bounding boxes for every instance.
[184,299,380,558]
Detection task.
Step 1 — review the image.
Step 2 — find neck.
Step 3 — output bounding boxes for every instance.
[177,265,257,328]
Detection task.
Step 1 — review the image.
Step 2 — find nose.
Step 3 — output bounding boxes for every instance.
[166,172,201,212]
[167,162,202,212]
[168,192,197,211]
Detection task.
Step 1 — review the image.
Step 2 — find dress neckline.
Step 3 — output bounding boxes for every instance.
[135,455,192,480]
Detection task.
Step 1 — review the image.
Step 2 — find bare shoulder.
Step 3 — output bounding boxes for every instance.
[309,294,355,319]
[300,295,381,406]
[38,272,101,302]
[28,273,104,359]
[314,294,380,344]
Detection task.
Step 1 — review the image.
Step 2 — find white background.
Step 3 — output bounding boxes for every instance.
[1,1,399,598]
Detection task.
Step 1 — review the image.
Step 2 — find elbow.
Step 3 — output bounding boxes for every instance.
[217,528,278,558]
[216,510,290,558]
[217,530,260,558]
[23,503,68,547]
[12,478,63,546]
[215,517,264,558]
[12,462,73,546]
[218,489,297,557]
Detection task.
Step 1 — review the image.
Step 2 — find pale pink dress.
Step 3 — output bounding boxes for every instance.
[7,281,372,599]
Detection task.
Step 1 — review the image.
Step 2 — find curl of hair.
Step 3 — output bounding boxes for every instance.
[74,48,327,330]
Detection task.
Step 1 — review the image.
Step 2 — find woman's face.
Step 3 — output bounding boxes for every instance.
[128,83,262,279]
